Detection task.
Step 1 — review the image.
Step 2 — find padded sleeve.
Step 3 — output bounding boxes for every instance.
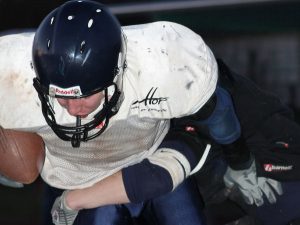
[122,130,211,203]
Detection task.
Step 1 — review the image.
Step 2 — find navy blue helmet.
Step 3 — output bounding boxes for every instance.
[32,0,126,147]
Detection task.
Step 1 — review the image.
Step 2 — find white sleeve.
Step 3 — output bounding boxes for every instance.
[124,21,218,119]
[0,31,46,131]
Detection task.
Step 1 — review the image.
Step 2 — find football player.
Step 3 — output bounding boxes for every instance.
[0,0,288,225]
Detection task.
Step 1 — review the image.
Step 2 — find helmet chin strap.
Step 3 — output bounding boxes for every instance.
[71,116,82,147]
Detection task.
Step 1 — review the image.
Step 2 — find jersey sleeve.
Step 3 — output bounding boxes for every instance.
[122,128,211,203]
[124,21,218,119]
[0,31,46,131]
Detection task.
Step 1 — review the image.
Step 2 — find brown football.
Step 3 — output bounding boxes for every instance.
[0,126,45,184]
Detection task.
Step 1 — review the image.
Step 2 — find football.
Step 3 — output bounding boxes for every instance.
[0,126,45,184]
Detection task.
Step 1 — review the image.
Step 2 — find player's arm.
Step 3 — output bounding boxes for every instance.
[122,129,211,203]
[64,170,128,209]
[51,170,127,225]
[51,128,210,225]
[56,129,210,211]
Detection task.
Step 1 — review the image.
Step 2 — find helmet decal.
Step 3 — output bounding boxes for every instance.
[49,84,82,98]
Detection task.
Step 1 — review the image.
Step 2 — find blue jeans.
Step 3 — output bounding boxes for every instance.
[200,87,241,145]
[43,178,205,225]
[254,181,300,225]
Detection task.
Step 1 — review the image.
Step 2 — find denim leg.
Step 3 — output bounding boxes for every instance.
[201,86,241,145]
[74,204,134,225]
[144,177,205,225]
[255,181,300,225]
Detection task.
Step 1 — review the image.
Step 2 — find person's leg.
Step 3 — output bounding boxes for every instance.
[199,86,241,145]
[42,183,64,225]
[143,177,205,225]
[74,204,134,225]
[254,181,300,225]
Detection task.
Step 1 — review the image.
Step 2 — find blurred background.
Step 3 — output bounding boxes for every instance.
[0,0,300,224]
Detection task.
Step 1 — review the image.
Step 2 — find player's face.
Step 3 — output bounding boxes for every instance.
[57,92,105,117]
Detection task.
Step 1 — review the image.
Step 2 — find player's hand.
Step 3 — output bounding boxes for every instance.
[223,159,283,206]
[51,191,79,225]
[0,174,23,188]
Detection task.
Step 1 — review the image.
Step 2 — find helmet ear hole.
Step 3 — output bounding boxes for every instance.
[80,41,86,53]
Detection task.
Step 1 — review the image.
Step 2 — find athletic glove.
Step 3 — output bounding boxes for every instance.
[51,191,79,225]
[0,174,23,188]
[223,159,283,206]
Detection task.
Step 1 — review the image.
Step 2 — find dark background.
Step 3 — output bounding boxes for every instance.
[0,0,300,224]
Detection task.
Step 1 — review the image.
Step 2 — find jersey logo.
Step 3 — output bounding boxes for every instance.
[263,164,293,172]
[132,87,168,106]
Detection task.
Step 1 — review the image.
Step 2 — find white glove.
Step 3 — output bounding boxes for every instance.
[223,160,283,206]
[51,191,79,225]
[0,174,23,188]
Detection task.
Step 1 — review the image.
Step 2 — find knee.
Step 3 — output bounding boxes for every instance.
[202,87,241,144]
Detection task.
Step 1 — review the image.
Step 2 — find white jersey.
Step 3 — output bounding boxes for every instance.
[0,22,217,189]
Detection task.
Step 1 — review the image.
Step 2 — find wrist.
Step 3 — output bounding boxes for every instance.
[222,136,252,170]
[64,190,82,211]
[229,154,254,170]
